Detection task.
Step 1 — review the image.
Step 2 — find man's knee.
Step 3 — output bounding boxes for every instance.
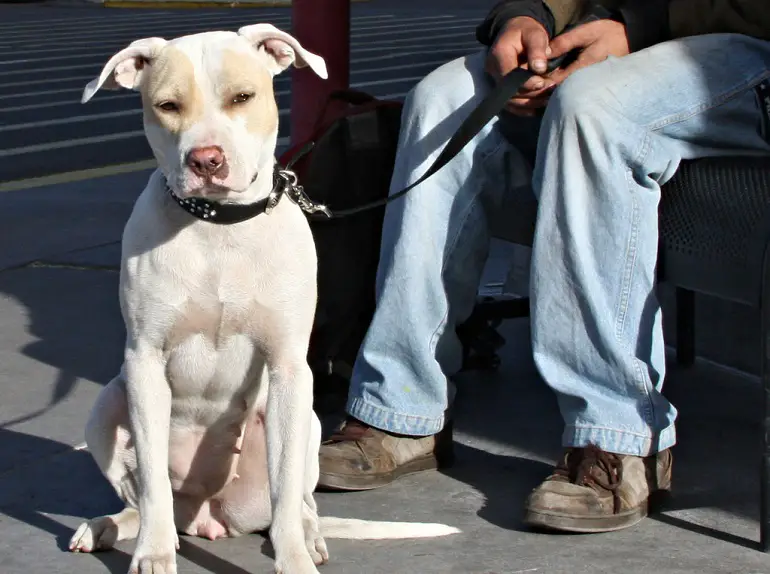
[402,50,490,125]
[546,58,623,122]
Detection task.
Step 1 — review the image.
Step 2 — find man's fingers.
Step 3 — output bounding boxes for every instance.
[521,27,550,74]
[486,43,522,80]
[505,96,549,116]
[548,30,580,59]
[506,94,550,110]
[519,74,554,93]
[546,49,597,84]
[487,24,525,80]
[548,21,596,58]
[506,107,538,117]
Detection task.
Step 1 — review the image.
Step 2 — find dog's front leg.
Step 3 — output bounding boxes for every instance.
[125,345,178,574]
[265,355,318,574]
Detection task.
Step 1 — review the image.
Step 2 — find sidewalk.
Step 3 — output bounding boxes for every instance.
[0,170,769,573]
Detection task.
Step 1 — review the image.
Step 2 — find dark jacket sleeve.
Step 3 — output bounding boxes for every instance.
[475,0,557,45]
[617,0,670,52]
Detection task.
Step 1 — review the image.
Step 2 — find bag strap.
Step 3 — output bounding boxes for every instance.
[308,67,535,220]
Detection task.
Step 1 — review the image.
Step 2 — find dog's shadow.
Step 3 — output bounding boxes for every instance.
[0,427,281,574]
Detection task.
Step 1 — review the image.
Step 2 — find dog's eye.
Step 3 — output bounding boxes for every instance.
[232,93,254,105]
[156,101,180,112]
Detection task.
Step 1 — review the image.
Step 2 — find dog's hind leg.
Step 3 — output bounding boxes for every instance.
[69,373,144,553]
[70,507,140,553]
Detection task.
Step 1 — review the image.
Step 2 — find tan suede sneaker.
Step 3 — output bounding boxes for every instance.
[524,444,672,533]
[317,418,454,491]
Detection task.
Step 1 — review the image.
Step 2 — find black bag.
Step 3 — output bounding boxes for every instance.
[279,90,404,411]
[279,69,536,412]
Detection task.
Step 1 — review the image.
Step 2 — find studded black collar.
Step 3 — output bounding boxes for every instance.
[165,165,332,224]
[165,169,285,225]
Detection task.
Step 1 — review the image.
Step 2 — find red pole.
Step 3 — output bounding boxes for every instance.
[290,0,351,145]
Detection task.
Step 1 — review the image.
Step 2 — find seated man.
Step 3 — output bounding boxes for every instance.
[318,0,770,532]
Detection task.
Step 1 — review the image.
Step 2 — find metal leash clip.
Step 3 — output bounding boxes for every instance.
[276,168,333,218]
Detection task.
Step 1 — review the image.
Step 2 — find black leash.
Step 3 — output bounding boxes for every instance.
[301,66,537,221]
[168,66,549,224]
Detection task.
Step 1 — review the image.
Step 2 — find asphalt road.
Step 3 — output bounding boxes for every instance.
[0,2,487,184]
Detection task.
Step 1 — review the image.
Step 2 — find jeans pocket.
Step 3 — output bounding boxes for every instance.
[755,78,770,144]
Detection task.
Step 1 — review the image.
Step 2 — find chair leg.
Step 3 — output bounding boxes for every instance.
[675,288,696,367]
[760,258,770,551]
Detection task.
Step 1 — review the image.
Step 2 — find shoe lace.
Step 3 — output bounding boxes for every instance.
[557,445,624,512]
[325,418,371,443]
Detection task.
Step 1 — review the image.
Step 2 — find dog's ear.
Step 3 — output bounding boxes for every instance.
[81,37,168,103]
[237,23,328,79]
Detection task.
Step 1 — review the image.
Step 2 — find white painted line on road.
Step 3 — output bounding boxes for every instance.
[1,49,455,85]
[0,129,284,160]
[0,16,475,65]
[0,106,289,132]
[3,29,476,66]
[0,75,422,133]
[0,13,466,45]
[0,10,392,34]
[0,10,285,31]
[354,47,476,63]
[0,159,157,192]
[0,93,141,113]
[0,137,290,191]
[0,15,291,44]
[0,108,141,132]
[0,74,98,89]
[0,16,470,56]
[0,12,287,35]
[0,44,447,89]
[0,44,476,101]
[0,56,452,114]
[0,11,408,44]
[0,12,438,39]
[0,129,145,157]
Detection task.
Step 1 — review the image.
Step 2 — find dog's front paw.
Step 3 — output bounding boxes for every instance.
[129,527,178,574]
[307,535,328,566]
[129,553,177,574]
[274,551,321,574]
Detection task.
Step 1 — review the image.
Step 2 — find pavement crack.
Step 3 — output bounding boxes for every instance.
[25,261,119,272]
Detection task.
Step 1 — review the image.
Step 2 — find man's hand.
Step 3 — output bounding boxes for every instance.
[485,16,555,117]
[546,19,630,85]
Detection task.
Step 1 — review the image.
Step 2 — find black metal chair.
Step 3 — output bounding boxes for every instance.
[465,156,770,549]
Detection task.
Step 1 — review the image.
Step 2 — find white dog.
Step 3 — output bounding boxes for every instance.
[68,24,458,574]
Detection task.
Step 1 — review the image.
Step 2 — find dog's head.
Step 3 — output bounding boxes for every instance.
[82,24,326,200]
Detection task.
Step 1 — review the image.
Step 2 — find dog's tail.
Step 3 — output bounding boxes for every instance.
[319,517,460,540]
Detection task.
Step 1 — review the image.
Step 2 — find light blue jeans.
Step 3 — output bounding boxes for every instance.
[347,33,770,456]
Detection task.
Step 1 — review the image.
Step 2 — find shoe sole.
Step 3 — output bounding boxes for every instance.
[524,490,670,534]
[317,452,454,492]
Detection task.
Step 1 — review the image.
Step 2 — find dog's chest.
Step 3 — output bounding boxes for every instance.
[164,246,281,349]
[159,256,278,403]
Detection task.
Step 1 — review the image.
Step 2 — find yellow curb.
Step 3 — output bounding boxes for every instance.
[0,159,157,193]
[105,1,287,6]
[104,0,368,7]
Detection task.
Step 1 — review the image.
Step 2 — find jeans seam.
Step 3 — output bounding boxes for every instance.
[648,70,770,132]
[616,129,658,431]
[350,398,442,424]
[427,134,508,354]
[348,398,444,434]
[567,423,663,439]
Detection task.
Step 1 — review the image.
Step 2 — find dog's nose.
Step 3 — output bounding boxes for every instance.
[186,146,226,178]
